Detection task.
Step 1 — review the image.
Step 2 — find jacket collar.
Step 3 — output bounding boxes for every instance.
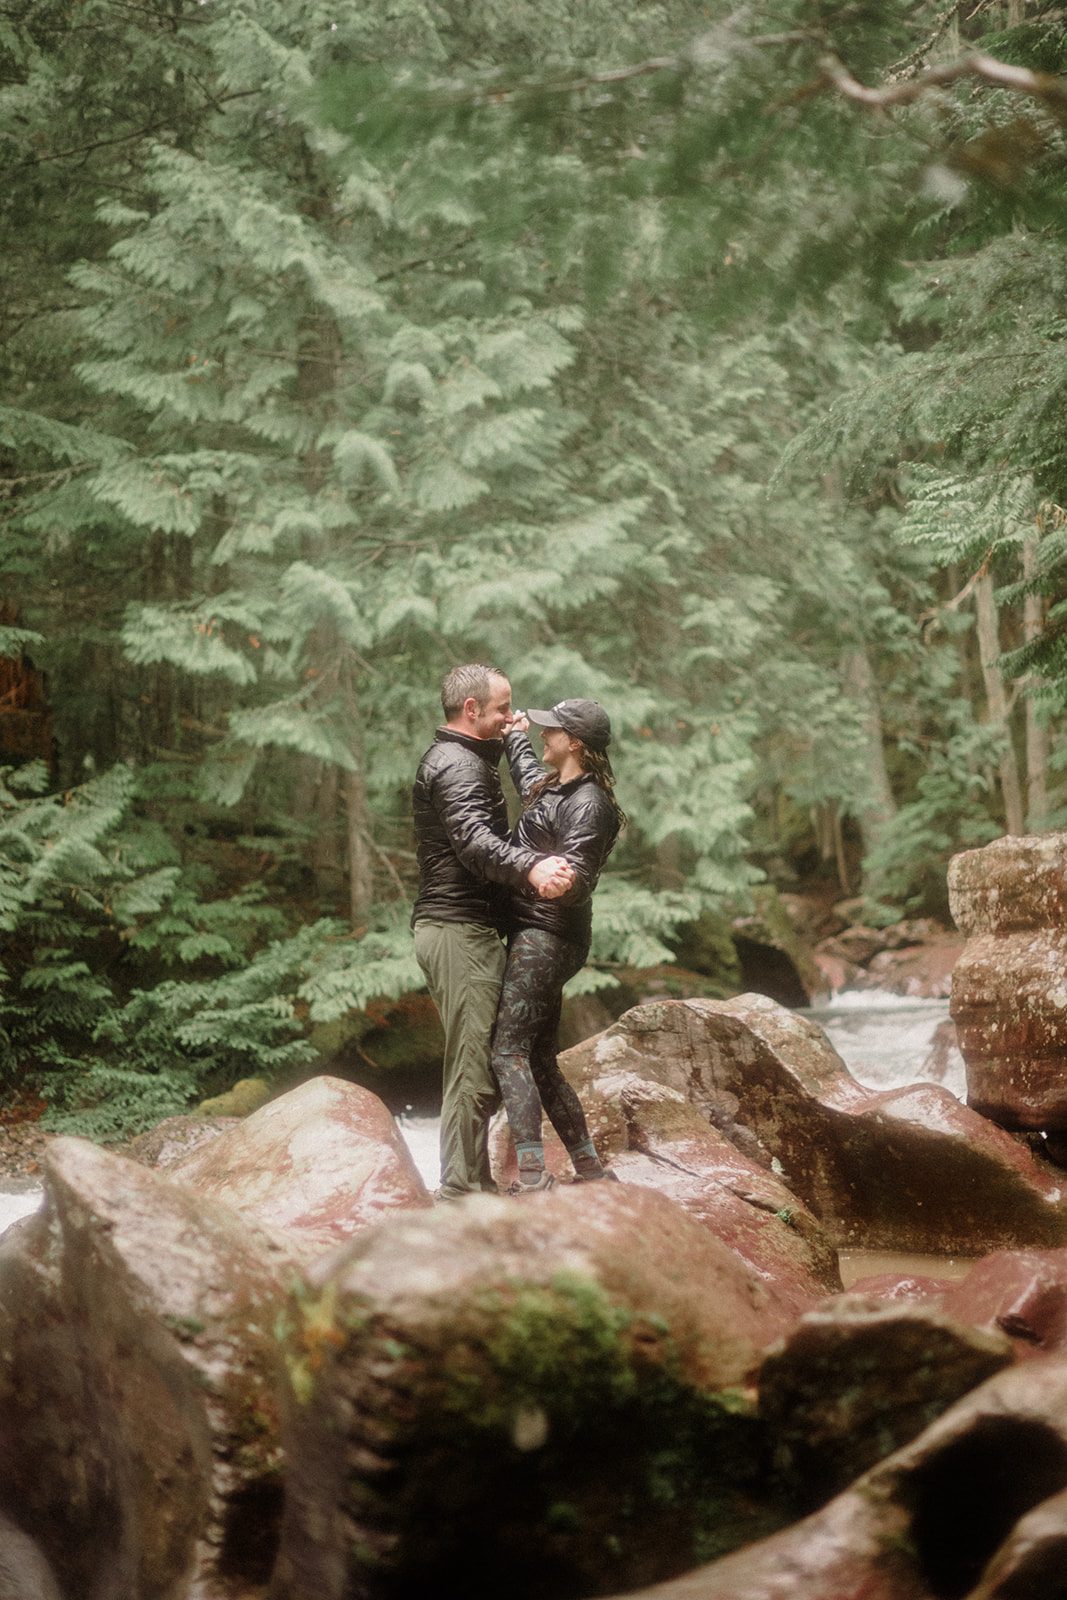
[435,727,503,762]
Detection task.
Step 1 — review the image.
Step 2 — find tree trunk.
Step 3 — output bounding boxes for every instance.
[830,801,850,897]
[311,761,344,899]
[345,767,375,928]
[1022,536,1049,831]
[841,644,897,863]
[974,570,1025,835]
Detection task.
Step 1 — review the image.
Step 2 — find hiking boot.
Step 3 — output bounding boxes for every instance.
[574,1166,620,1182]
[509,1169,556,1196]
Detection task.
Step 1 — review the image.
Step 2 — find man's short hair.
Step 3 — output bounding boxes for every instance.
[441,662,507,719]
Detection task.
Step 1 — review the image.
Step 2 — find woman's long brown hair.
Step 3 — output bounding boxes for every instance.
[523,742,627,829]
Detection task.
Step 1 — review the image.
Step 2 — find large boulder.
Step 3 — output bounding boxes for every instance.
[121,1112,240,1168]
[0,1137,297,1600]
[166,1075,431,1254]
[940,1246,1067,1359]
[490,1069,841,1316]
[847,1245,1067,1365]
[758,1293,1013,1508]
[731,885,826,1006]
[609,1354,1067,1600]
[268,1183,796,1600]
[949,832,1067,1130]
[545,995,1067,1253]
[967,1486,1067,1599]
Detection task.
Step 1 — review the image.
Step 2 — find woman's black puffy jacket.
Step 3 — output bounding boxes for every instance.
[505,731,620,947]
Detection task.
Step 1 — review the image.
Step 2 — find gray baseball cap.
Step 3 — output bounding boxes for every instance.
[526,698,612,751]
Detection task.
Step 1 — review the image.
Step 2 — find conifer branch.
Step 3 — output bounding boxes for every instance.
[12,90,261,170]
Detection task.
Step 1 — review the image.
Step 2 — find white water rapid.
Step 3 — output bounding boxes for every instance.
[0,992,964,1236]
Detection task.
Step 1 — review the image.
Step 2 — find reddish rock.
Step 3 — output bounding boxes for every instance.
[121,1112,240,1168]
[950,928,1067,1129]
[269,1184,795,1600]
[847,1246,1067,1364]
[612,1079,841,1303]
[812,949,861,996]
[0,1137,296,1600]
[967,1486,1067,1598]
[490,1042,840,1317]
[940,1246,1067,1360]
[860,938,962,998]
[949,833,1067,1132]
[550,996,1067,1253]
[168,1074,431,1254]
[949,832,1067,935]
[758,1293,1013,1507]
[820,925,887,966]
[610,1355,1067,1600]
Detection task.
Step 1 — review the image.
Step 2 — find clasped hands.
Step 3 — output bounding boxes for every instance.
[528,855,576,900]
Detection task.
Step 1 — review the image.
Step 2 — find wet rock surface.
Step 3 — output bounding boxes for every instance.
[489,1049,842,1318]
[549,994,1067,1253]
[9,943,1067,1598]
[851,1245,1067,1364]
[950,831,1067,1131]
[0,1137,296,1600]
[758,1293,1013,1508]
[813,917,962,1000]
[269,1182,793,1600]
[610,1355,1067,1600]
[165,1074,432,1254]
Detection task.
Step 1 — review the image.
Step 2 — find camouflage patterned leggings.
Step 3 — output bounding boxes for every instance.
[491,926,593,1151]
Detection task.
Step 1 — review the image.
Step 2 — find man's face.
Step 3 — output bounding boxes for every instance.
[468,675,512,740]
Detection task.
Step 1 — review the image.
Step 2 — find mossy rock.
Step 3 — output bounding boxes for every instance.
[613,964,736,1008]
[306,992,445,1112]
[196,1077,272,1118]
[667,910,743,992]
[732,886,824,1006]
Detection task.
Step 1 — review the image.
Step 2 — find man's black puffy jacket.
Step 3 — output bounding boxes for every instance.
[505,732,620,948]
[411,729,540,929]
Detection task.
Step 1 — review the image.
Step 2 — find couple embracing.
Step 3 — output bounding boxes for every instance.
[411,662,624,1199]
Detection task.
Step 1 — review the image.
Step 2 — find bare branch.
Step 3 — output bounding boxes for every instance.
[918,549,993,639]
[819,49,1067,111]
[886,3,965,81]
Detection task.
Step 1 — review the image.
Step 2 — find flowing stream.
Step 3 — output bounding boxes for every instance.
[0,992,964,1238]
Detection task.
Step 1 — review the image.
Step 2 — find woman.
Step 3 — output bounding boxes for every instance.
[492,696,624,1192]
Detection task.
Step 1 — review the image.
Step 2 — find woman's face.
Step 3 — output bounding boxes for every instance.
[540,725,574,769]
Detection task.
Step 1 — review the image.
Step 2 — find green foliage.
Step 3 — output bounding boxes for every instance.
[4,0,1067,1136]
[862,716,1005,915]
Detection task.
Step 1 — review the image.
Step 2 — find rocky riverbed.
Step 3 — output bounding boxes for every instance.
[8,837,1067,1600]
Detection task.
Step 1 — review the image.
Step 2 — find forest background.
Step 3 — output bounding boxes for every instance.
[2,0,1065,1137]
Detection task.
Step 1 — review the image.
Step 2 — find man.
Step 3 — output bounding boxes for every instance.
[412,663,575,1201]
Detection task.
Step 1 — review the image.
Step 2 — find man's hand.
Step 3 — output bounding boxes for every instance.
[528,855,576,899]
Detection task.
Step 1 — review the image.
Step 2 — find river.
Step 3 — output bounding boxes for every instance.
[0,992,963,1238]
